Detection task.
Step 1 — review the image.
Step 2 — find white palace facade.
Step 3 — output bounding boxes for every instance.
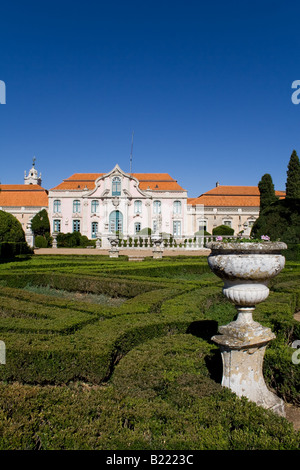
[48,165,190,243]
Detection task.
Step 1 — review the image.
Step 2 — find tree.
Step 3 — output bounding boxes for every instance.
[286,150,300,198]
[258,173,277,212]
[31,209,50,237]
[251,198,300,243]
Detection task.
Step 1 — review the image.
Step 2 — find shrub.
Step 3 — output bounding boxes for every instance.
[212,225,234,236]
[35,235,48,248]
[0,211,26,243]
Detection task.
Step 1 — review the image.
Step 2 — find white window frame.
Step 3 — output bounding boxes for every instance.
[53,199,61,213]
[173,200,181,214]
[134,200,142,214]
[173,221,181,237]
[73,200,81,213]
[153,200,161,214]
[91,200,99,213]
[91,221,98,238]
[53,219,61,232]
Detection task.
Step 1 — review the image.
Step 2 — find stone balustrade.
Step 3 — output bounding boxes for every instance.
[94,234,249,250]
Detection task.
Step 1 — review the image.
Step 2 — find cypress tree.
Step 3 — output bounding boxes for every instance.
[286,150,300,198]
[258,173,277,212]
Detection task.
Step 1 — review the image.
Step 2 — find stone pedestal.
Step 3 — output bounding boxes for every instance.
[212,307,285,416]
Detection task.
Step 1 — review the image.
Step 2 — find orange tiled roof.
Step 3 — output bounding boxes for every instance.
[0,185,49,207]
[51,172,185,191]
[188,185,285,207]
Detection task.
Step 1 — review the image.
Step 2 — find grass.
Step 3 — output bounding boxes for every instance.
[22,284,126,307]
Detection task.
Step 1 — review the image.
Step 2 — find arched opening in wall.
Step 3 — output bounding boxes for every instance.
[109,210,123,234]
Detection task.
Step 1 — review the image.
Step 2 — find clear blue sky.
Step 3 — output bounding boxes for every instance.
[1,0,300,197]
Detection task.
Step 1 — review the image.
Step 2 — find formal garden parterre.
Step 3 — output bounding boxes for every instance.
[0,253,299,450]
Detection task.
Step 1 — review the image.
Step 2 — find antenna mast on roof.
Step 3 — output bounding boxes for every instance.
[130,131,134,174]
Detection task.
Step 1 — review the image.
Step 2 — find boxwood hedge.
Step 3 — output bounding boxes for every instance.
[0,254,299,449]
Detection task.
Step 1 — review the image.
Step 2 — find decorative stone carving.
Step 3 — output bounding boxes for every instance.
[206,241,287,416]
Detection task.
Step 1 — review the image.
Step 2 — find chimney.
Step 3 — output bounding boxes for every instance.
[216,181,220,187]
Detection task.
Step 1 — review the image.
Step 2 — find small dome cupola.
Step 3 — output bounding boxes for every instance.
[24,157,42,186]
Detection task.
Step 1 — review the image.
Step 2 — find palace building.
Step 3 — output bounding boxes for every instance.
[188,184,285,236]
[0,160,286,247]
[48,164,188,242]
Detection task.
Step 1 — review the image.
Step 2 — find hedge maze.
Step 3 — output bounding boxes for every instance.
[0,254,299,449]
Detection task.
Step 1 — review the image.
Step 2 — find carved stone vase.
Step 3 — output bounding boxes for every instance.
[108,237,119,258]
[206,241,287,416]
[151,236,164,259]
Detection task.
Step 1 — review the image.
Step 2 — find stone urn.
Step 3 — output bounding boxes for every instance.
[108,237,119,258]
[206,241,287,416]
[151,235,164,259]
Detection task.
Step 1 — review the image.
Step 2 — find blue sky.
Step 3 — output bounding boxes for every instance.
[1,0,300,197]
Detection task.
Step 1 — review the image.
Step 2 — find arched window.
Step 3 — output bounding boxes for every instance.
[112,177,121,196]
[53,199,61,213]
[109,210,123,233]
[153,200,161,214]
[73,200,81,213]
[91,200,99,213]
[173,200,181,214]
[134,200,142,214]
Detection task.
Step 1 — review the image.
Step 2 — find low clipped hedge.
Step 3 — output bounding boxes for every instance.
[0,241,33,259]
[0,255,299,449]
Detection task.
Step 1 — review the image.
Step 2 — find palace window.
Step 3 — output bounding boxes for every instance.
[53,220,61,232]
[91,200,99,213]
[173,200,181,214]
[112,177,121,196]
[53,199,61,213]
[73,220,81,232]
[91,222,98,238]
[198,220,207,233]
[73,200,81,213]
[173,221,181,237]
[153,220,158,233]
[134,222,141,234]
[223,220,232,227]
[134,200,142,214]
[153,200,161,214]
